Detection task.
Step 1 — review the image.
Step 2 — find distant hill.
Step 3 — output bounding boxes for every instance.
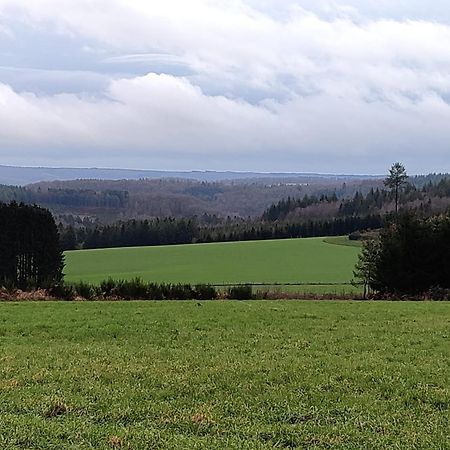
[0,176,384,221]
[0,164,381,186]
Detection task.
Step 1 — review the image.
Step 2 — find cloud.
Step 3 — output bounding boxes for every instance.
[0,66,111,95]
[1,72,449,173]
[0,0,449,173]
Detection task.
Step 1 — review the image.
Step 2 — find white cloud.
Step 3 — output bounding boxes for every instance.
[0,0,449,173]
[1,72,449,173]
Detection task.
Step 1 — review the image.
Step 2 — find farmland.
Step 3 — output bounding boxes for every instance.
[0,301,448,449]
[64,238,361,292]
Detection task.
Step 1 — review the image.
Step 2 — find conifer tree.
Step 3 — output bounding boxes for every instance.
[384,162,409,215]
[0,202,64,289]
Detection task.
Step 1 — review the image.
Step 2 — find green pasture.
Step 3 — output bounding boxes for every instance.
[64,238,361,292]
[322,236,363,247]
[0,301,448,449]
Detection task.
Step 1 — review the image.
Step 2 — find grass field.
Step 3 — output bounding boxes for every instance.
[322,236,363,248]
[64,238,361,293]
[0,301,448,449]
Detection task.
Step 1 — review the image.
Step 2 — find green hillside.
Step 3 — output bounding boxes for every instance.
[64,237,360,287]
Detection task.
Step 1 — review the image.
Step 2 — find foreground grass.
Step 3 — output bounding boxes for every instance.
[64,238,360,288]
[0,301,449,449]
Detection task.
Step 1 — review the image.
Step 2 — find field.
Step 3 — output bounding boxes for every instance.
[0,301,448,449]
[64,238,361,293]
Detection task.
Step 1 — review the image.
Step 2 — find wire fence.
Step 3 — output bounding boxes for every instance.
[208,282,364,299]
[210,282,362,287]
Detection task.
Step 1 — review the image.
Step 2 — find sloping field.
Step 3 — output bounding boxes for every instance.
[64,238,360,286]
[0,301,448,449]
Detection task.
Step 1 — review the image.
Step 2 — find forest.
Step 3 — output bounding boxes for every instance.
[0,176,381,220]
[57,174,450,250]
[1,168,449,299]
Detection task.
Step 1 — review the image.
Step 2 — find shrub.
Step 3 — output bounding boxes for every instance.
[168,284,195,300]
[147,283,164,300]
[0,278,17,293]
[72,281,96,300]
[349,231,361,241]
[194,284,217,300]
[114,278,148,300]
[43,280,254,301]
[100,278,117,297]
[227,285,253,300]
[428,286,450,301]
[49,283,75,301]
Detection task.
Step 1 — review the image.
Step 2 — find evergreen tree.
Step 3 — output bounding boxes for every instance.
[0,202,64,289]
[356,212,450,295]
[384,162,409,215]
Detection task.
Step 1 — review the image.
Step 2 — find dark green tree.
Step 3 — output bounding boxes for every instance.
[384,162,409,215]
[0,202,64,289]
[355,211,450,296]
[59,225,77,251]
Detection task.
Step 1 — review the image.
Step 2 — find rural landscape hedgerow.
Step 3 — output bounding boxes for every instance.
[1,1,450,448]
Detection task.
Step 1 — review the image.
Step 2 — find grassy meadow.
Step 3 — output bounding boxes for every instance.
[0,301,448,449]
[64,238,361,293]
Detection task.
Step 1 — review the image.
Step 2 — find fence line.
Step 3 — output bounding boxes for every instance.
[211,282,362,287]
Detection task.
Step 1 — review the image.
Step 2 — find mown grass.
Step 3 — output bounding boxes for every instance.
[322,236,363,248]
[0,301,449,449]
[64,238,360,289]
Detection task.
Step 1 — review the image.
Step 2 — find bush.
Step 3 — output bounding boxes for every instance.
[147,283,164,300]
[0,278,17,293]
[100,278,117,297]
[428,286,450,301]
[168,284,195,300]
[194,284,217,300]
[72,281,97,300]
[43,279,253,301]
[49,283,75,301]
[349,231,361,241]
[114,278,148,300]
[227,285,253,300]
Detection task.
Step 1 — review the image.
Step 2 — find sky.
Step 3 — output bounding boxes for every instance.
[0,0,450,174]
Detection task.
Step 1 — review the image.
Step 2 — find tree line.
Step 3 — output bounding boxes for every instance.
[264,175,450,221]
[59,167,450,251]
[59,214,384,250]
[0,185,129,209]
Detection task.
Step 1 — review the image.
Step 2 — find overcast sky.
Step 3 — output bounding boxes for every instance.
[0,0,449,174]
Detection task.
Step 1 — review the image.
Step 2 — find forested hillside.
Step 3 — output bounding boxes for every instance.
[0,176,380,220]
[263,176,450,221]
[1,172,449,251]
[57,173,450,250]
